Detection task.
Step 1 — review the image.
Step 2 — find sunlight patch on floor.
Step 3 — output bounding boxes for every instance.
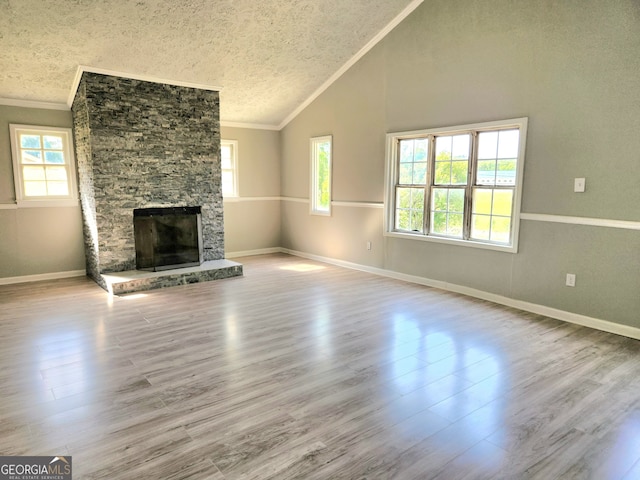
[279,263,326,272]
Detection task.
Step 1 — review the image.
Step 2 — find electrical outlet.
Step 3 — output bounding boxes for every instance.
[566,273,576,287]
[574,178,586,193]
[366,241,372,251]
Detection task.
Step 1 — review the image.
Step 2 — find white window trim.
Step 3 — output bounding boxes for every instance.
[221,139,239,198]
[9,124,78,208]
[384,117,528,253]
[310,135,332,216]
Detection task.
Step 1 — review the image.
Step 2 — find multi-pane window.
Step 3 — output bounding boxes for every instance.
[310,135,332,215]
[220,140,238,197]
[385,118,527,252]
[10,125,77,205]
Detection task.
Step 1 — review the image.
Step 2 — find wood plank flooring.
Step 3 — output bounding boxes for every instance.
[1,253,639,479]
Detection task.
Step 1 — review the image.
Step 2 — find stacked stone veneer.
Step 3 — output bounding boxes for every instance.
[72,73,224,289]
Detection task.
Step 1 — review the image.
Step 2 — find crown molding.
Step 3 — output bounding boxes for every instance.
[66,65,224,108]
[277,0,424,130]
[220,121,280,131]
[0,97,69,111]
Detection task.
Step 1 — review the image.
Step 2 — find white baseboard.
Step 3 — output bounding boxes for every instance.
[280,248,640,341]
[226,247,283,259]
[0,269,86,285]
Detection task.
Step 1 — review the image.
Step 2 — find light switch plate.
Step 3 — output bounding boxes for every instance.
[574,178,586,193]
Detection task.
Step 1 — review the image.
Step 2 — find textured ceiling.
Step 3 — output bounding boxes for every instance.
[0,0,418,126]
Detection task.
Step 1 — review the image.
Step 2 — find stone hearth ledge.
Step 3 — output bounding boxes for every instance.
[101,259,243,295]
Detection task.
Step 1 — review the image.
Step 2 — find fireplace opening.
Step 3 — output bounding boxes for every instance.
[133,206,203,272]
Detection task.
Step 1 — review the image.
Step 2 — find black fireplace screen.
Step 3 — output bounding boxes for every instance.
[133,206,203,271]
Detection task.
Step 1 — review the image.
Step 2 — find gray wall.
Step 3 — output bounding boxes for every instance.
[221,126,281,254]
[0,105,85,279]
[280,0,640,328]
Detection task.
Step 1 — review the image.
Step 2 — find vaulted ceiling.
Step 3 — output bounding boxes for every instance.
[0,0,420,127]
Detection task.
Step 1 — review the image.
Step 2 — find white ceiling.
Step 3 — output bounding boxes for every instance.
[0,0,420,127]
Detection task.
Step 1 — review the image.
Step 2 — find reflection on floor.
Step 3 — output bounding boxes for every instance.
[0,253,639,479]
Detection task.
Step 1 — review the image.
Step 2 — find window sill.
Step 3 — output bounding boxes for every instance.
[384,230,518,253]
[310,210,332,217]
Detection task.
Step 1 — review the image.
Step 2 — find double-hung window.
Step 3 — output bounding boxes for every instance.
[220,139,238,198]
[10,125,78,206]
[385,118,527,252]
[310,135,332,215]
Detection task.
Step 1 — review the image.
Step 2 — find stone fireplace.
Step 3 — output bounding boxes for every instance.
[71,72,241,293]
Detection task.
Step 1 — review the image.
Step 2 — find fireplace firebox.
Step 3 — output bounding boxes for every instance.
[133,206,203,271]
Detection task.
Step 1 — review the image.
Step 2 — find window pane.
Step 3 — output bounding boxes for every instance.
[448,213,463,236]
[398,138,428,185]
[430,188,465,238]
[471,215,491,240]
[491,217,511,243]
[451,160,468,185]
[400,139,414,163]
[24,181,47,196]
[43,135,63,150]
[496,160,516,185]
[433,188,448,211]
[449,189,464,213]
[431,212,447,234]
[220,145,232,169]
[435,136,452,161]
[396,187,424,233]
[396,210,409,230]
[22,150,42,164]
[315,141,331,211]
[492,190,513,216]
[45,166,68,182]
[23,165,46,181]
[20,134,40,149]
[478,131,498,159]
[44,151,65,164]
[222,170,233,196]
[452,134,470,160]
[497,130,519,158]
[411,209,424,232]
[471,188,514,242]
[397,188,411,209]
[435,134,469,186]
[414,139,428,161]
[435,161,450,184]
[411,188,424,209]
[412,163,426,184]
[477,160,496,185]
[473,189,492,214]
[47,181,69,196]
[399,163,413,184]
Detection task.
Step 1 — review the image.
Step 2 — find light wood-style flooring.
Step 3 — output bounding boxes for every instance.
[1,253,639,479]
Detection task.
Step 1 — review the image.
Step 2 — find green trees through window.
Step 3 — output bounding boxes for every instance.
[311,135,332,215]
[387,118,527,251]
